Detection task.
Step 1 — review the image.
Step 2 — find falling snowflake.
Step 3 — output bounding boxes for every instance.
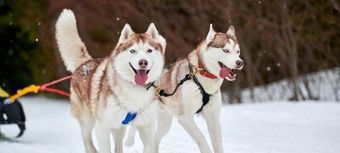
[266,66,271,71]
[116,17,120,21]
[35,38,39,42]
[276,63,281,67]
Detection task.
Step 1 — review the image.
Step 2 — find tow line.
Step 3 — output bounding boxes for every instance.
[4,75,71,105]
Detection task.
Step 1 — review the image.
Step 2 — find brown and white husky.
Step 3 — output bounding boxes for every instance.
[126,24,243,153]
[55,9,166,153]
[154,24,243,153]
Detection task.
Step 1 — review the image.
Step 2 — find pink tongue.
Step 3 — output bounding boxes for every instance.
[219,67,230,78]
[134,70,148,86]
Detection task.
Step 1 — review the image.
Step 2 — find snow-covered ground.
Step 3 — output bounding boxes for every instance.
[1,97,340,153]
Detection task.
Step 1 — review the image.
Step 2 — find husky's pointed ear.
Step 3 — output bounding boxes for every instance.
[146,23,159,39]
[118,23,134,44]
[206,24,216,43]
[226,26,235,36]
[146,23,166,52]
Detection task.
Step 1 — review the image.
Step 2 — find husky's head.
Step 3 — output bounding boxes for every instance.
[113,23,166,86]
[200,24,243,81]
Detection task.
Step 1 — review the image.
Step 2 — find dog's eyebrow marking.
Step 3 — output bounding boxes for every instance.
[115,40,135,53]
[141,34,163,52]
[207,33,239,53]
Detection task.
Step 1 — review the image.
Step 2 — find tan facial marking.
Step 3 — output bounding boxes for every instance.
[207,33,238,49]
[115,34,163,54]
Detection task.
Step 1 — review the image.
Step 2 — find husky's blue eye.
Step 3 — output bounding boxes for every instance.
[147,49,153,53]
[130,49,136,54]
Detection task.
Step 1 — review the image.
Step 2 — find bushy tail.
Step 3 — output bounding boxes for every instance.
[55,9,92,72]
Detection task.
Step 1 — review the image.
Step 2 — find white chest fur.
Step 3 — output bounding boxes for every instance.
[95,75,158,128]
[95,94,158,128]
[114,76,155,112]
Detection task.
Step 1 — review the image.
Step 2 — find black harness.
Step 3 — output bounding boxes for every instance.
[147,63,211,113]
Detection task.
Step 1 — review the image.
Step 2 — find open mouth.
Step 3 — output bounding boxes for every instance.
[129,63,150,75]
[129,63,150,86]
[218,62,236,81]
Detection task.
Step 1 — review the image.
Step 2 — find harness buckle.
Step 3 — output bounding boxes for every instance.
[155,87,161,95]
[189,72,194,78]
[189,67,198,77]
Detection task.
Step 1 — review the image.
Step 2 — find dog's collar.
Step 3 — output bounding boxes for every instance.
[197,62,218,79]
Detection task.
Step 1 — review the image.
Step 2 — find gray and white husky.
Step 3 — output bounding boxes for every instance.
[126,24,243,153]
[55,9,166,153]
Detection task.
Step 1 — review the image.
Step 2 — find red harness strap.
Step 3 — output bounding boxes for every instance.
[198,62,218,79]
[5,75,72,104]
[39,75,72,97]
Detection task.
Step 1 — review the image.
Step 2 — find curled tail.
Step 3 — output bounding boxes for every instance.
[55,9,92,72]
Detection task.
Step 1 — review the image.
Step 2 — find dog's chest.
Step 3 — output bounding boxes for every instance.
[97,93,157,128]
[196,75,223,94]
[95,86,156,127]
[114,80,155,112]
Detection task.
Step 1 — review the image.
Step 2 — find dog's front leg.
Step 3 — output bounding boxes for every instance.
[111,126,126,153]
[202,92,223,153]
[203,110,223,153]
[178,115,212,153]
[138,122,156,153]
[124,126,136,147]
[95,125,112,153]
[155,108,173,153]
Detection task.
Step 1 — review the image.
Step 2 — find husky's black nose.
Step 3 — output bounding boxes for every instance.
[236,60,244,68]
[139,59,148,69]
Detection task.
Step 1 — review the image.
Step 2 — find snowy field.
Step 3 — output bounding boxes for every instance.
[1,97,340,153]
